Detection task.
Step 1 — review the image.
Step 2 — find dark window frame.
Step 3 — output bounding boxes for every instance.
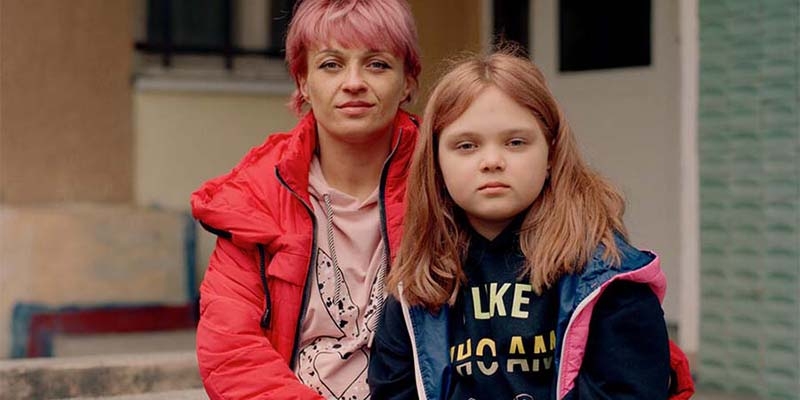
[492,0,530,52]
[559,0,652,72]
[135,0,297,70]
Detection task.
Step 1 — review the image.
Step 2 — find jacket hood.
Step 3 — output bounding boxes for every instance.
[190,110,419,248]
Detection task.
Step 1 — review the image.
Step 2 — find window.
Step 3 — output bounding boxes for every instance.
[492,0,530,52]
[134,0,296,84]
[559,0,651,72]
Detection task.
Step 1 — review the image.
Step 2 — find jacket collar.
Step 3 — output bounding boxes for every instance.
[191,109,419,247]
[275,109,420,200]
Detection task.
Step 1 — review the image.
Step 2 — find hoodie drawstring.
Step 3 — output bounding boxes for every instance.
[322,193,345,304]
[322,193,387,331]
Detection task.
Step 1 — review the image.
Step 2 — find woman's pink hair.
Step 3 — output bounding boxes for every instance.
[285,0,421,115]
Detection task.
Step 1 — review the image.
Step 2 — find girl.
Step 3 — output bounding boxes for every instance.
[368,50,694,400]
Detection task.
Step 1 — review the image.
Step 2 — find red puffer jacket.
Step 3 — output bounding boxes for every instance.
[190,110,419,399]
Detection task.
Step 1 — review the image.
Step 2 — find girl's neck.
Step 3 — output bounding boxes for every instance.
[470,221,510,241]
[317,133,393,201]
[468,210,529,241]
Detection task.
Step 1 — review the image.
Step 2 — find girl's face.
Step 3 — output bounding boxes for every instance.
[437,86,550,240]
[299,42,412,146]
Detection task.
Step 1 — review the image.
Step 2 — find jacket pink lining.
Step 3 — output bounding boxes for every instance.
[556,255,667,399]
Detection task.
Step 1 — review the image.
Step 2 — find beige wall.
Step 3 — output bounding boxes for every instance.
[134,90,300,276]
[531,0,683,320]
[0,0,134,203]
[0,205,188,358]
[409,0,483,114]
[134,91,298,210]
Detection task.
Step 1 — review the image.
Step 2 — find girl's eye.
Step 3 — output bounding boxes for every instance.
[456,142,477,151]
[508,138,527,147]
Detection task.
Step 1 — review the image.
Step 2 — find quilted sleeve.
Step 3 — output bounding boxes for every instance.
[197,237,324,400]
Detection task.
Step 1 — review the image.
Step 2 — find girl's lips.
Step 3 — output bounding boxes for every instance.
[478,183,511,194]
[479,182,509,190]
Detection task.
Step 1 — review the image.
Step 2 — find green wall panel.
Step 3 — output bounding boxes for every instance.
[699,0,800,398]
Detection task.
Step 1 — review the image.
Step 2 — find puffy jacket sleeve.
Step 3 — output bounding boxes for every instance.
[197,237,324,400]
[569,281,671,400]
[368,295,419,400]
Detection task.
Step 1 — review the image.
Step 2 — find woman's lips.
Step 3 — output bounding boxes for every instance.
[337,101,374,116]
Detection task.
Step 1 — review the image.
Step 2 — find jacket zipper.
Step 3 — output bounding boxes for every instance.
[275,168,319,370]
[257,244,271,329]
[378,129,404,268]
[398,288,430,400]
[277,128,404,369]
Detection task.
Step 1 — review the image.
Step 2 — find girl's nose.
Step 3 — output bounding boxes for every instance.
[479,150,506,171]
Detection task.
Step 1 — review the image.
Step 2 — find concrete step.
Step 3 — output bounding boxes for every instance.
[53,330,196,358]
[694,391,758,400]
[58,389,208,400]
[0,351,201,400]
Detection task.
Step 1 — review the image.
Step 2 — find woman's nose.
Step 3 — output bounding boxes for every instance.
[342,66,367,93]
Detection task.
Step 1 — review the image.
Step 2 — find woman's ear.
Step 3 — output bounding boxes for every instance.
[298,78,308,101]
[403,76,417,104]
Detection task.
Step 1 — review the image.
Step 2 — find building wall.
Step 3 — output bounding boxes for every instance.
[698,1,800,397]
[531,0,683,322]
[134,91,299,211]
[0,0,133,203]
[0,205,190,358]
[0,0,200,359]
[409,0,483,108]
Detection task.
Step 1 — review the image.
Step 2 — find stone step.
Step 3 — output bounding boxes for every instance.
[0,351,201,400]
[58,389,208,400]
[53,330,196,358]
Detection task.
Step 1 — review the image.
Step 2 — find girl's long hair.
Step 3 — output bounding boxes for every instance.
[389,49,628,310]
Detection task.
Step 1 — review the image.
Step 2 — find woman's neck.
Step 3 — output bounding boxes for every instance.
[317,133,394,201]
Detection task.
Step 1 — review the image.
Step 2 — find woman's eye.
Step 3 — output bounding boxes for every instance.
[319,61,340,70]
[368,60,391,70]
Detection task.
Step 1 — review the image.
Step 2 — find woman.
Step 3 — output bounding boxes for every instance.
[190,1,421,398]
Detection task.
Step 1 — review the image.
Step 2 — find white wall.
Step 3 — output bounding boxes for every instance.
[530,0,683,322]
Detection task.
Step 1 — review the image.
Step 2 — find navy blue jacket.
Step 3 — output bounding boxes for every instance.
[369,236,674,399]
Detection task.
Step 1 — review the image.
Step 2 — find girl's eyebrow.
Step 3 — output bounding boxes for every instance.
[440,131,479,141]
[444,127,539,138]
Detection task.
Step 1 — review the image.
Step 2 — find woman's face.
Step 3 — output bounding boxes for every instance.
[299,42,412,146]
